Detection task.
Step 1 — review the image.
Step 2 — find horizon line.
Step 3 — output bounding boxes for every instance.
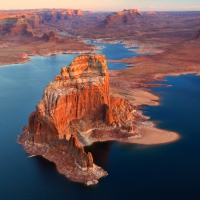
[0,8,200,12]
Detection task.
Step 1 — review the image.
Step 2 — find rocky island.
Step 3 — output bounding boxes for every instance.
[18,54,179,185]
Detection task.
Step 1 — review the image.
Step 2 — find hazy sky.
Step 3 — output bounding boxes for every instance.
[1,0,200,11]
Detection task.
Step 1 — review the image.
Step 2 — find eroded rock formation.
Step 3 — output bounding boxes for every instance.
[41,31,59,42]
[19,54,138,185]
[0,17,34,37]
[0,9,83,37]
[38,9,83,22]
[28,55,111,143]
[104,9,142,27]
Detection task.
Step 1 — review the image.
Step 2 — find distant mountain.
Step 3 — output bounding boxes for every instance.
[0,9,83,37]
[104,9,142,27]
[37,9,83,23]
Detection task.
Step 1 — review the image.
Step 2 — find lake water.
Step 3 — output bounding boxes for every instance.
[0,43,200,199]
[87,41,141,70]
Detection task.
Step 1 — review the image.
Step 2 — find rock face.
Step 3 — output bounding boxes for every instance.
[0,9,83,36]
[25,14,41,28]
[104,9,142,27]
[37,9,83,22]
[41,31,59,42]
[0,17,34,37]
[29,55,110,144]
[19,54,137,185]
[68,135,93,170]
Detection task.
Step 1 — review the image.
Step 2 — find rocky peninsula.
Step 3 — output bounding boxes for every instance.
[18,54,179,185]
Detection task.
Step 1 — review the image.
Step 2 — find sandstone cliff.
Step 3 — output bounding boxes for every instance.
[0,17,34,37]
[38,9,83,22]
[0,9,83,36]
[28,55,111,144]
[19,54,138,185]
[104,9,142,27]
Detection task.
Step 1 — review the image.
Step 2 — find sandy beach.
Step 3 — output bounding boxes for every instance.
[132,126,180,145]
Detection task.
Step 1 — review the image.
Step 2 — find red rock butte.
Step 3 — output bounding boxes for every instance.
[31,54,110,142]
[18,54,139,185]
[104,9,142,27]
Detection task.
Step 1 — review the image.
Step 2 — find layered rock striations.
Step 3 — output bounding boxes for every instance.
[0,16,34,36]
[38,9,83,22]
[0,9,83,36]
[104,9,142,27]
[29,55,111,143]
[19,54,138,185]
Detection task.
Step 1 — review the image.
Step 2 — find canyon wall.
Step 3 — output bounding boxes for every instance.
[0,9,83,36]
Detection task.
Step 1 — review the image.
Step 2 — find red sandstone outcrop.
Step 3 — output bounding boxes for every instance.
[28,55,111,143]
[0,9,83,36]
[25,14,41,28]
[41,31,59,42]
[37,9,83,22]
[0,16,34,37]
[104,9,142,27]
[19,126,106,185]
[68,135,93,169]
[19,54,138,185]
[147,11,157,15]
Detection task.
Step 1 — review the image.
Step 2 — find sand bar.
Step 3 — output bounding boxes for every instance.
[132,126,180,145]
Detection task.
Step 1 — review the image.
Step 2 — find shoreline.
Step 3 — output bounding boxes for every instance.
[84,124,180,146]
[18,128,108,186]
[0,37,159,67]
[0,49,97,67]
[16,45,183,185]
[1,39,183,146]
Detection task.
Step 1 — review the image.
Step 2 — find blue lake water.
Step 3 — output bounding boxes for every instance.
[88,41,141,70]
[0,43,200,199]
